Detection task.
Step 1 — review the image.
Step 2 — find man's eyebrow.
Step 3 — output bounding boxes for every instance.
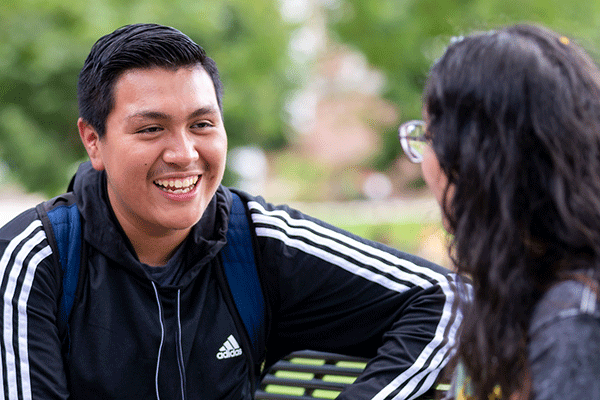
[128,107,218,121]
[189,106,219,119]
[129,111,169,120]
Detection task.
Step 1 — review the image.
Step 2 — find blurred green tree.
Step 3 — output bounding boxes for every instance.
[328,0,600,170]
[0,0,295,196]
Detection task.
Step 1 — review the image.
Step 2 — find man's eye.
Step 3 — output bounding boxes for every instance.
[193,121,214,129]
[137,126,162,134]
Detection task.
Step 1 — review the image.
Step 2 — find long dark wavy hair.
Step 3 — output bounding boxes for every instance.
[423,24,600,399]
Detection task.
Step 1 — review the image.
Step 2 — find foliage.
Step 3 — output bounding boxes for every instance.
[0,0,295,196]
[5,0,600,196]
[328,0,600,169]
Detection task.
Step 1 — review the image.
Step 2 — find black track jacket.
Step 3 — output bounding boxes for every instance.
[0,162,463,400]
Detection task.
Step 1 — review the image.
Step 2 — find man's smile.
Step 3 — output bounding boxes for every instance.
[153,175,200,194]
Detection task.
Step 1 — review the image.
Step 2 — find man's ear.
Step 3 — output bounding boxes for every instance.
[78,118,105,171]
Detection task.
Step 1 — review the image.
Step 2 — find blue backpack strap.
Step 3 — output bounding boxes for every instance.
[35,194,82,337]
[221,192,265,355]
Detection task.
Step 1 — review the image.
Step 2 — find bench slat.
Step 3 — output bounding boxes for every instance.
[268,360,363,377]
[255,391,323,400]
[283,350,369,363]
[260,376,349,391]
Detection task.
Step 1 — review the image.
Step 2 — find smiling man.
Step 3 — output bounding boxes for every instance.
[0,24,463,400]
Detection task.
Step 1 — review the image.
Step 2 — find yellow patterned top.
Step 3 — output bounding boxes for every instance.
[452,362,502,400]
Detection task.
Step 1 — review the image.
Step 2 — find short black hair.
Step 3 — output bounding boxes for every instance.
[77,23,223,138]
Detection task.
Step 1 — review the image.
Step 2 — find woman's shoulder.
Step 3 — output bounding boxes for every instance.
[529,276,599,336]
[527,277,600,400]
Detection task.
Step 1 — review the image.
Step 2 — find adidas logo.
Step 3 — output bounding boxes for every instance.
[216,335,243,359]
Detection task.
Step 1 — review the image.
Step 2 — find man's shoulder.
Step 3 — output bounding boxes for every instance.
[0,205,42,242]
[0,203,55,278]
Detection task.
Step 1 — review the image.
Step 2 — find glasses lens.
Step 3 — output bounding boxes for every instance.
[399,121,426,163]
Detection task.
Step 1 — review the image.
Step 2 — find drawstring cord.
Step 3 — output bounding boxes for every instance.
[177,289,187,400]
[152,282,165,400]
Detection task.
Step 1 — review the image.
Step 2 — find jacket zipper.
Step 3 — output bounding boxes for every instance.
[176,289,187,400]
[152,282,165,400]
[151,283,187,400]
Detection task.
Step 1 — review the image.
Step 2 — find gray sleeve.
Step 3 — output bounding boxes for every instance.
[528,312,600,400]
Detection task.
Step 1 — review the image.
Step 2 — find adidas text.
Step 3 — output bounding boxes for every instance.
[216,348,243,359]
[217,334,243,359]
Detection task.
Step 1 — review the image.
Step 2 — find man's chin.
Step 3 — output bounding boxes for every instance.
[161,217,202,232]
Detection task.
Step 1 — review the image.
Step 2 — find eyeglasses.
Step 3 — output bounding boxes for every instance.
[398,120,427,163]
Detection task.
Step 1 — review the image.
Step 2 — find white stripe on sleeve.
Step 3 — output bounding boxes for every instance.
[18,245,52,400]
[377,277,462,400]
[248,201,447,287]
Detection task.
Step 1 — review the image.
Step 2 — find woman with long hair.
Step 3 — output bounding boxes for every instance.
[399,24,600,399]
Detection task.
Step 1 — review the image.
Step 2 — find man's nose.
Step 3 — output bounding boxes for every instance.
[163,130,200,165]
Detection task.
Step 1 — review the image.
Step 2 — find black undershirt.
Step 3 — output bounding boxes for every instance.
[140,238,188,286]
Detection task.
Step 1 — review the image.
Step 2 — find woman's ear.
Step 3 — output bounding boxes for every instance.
[78,118,105,171]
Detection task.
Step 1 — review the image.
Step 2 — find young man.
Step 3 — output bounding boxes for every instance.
[0,24,462,400]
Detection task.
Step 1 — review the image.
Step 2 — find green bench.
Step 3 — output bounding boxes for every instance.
[256,350,449,400]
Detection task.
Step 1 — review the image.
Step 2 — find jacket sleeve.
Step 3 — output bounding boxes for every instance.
[0,209,69,399]
[245,195,464,400]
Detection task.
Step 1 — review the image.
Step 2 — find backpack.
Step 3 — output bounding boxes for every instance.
[35,191,265,371]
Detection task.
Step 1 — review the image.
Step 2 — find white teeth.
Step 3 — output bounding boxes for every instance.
[154,176,199,193]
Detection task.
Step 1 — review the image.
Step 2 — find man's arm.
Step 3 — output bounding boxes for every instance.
[338,280,461,400]
[0,209,69,399]
[244,194,463,399]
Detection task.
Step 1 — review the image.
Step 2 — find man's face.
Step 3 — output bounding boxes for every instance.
[80,66,227,238]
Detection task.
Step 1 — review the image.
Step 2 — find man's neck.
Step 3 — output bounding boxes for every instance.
[105,186,194,266]
[130,230,189,266]
[112,210,192,266]
[130,234,187,267]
